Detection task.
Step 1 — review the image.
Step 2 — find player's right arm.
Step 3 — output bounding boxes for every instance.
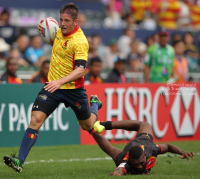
[110,168,126,176]
[110,162,130,176]
[159,144,194,161]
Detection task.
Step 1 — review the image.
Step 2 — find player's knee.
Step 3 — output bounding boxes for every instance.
[80,123,93,131]
[29,115,43,130]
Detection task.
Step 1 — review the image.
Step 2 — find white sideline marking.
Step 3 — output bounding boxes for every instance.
[1,152,199,166]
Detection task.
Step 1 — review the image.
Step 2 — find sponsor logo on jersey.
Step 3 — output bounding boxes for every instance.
[62,40,69,50]
[64,40,68,47]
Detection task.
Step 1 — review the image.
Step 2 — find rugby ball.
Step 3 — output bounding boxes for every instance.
[41,17,59,45]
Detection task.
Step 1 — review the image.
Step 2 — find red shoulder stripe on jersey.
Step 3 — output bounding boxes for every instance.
[62,25,80,37]
[146,157,156,170]
[122,152,129,161]
[72,54,84,88]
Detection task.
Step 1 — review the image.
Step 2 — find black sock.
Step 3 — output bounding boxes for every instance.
[100,121,112,130]
[88,129,96,135]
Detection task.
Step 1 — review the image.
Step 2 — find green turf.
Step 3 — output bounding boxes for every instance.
[0,141,200,179]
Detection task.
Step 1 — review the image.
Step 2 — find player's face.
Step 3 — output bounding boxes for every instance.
[129,153,147,173]
[60,13,78,35]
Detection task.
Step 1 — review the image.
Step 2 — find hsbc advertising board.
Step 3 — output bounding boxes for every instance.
[82,83,200,144]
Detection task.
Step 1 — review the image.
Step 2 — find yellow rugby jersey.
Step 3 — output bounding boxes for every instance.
[48,26,89,89]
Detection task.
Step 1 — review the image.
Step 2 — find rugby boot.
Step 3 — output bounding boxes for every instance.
[4,154,24,173]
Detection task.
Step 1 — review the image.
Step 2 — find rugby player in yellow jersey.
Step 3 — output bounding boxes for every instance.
[3,3,102,173]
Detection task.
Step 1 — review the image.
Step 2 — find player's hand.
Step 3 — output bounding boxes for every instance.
[110,168,125,176]
[38,19,44,34]
[44,80,62,93]
[180,151,194,161]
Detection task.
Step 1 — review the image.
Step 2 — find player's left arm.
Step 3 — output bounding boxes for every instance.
[44,64,86,93]
[44,39,88,93]
[159,144,194,161]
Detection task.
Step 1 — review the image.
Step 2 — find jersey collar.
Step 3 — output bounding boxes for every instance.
[62,25,80,37]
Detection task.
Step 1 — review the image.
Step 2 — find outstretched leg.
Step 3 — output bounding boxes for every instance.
[94,120,153,136]
[91,132,122,162]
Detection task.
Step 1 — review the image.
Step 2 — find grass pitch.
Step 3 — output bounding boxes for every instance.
[0,141,200,179]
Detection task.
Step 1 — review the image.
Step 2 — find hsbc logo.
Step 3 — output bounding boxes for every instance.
[104,86,200,141]
[170,87,200,136]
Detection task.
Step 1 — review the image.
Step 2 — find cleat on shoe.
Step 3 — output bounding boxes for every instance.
[90,95,102,110]
[93,121,105,134]
[3,155,24,173]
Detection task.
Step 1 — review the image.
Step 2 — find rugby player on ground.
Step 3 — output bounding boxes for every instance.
[92,121,194,176]
[3,3,102,172]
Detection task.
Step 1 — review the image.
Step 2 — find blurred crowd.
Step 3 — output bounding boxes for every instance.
[0,0,200,84]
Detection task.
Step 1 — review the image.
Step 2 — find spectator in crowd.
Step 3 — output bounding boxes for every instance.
[172,33,183,44]
[158,0,181,29]
[25,35,44,66]
[186,0,200,30]
[87,35,98,65]
[127,42,147,82]
[144,31,175,83]
[106,56,126,83]
[78,13,87,28]
[84,57,103,85]
[127,39,140,66]
[184,32,199,71]
[184,32,197,54]
[92,34,105,61]
[28,60,50,83]
[130,0,152,24]
[0,57,22,84]
[118,28,134,58]
[103,38,119,69]
[0,8,10,26]
[141,12,157,30]
[9,48,29,67]
[124,14,135,29]
[146,36,154,47]
[153,33,159,44]
[173,40,188,83]
[177,0,191,29]
[0,37,10,61]
[127,54,140,72]
[103,0,124,28]
[138,42,147,70]
[12,34,30,60]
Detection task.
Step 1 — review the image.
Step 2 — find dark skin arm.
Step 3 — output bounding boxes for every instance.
[111,120,153,136]
[159,144,194,161]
